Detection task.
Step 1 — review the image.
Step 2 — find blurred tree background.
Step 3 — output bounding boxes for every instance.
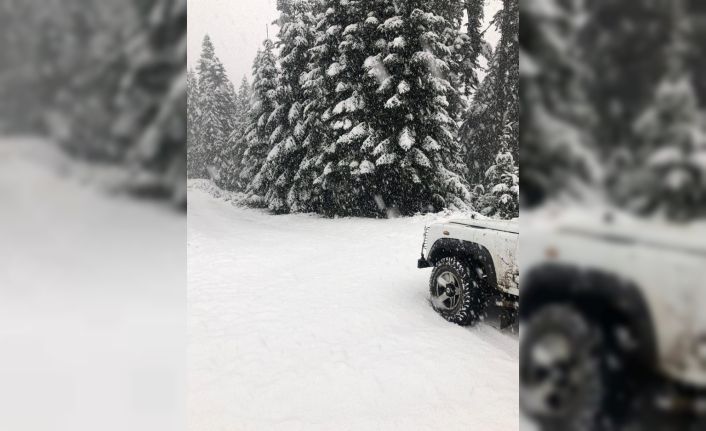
[0,0,186,207]
[521,0,706,221]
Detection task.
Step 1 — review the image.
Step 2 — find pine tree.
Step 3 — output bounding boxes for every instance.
[463,52,499,185]
[256,0,316,213]
[231,77,253,191]
[196,35,238,188]
[495,0,518,158]
[477,123,519,219]
[464,0,485,94]
[187,68,204,178]
[624,34,706,220]
[581,0,673,158]
[361,0,472,215]
[220,77,252,191]
[462,0,518,187]
[241,39,279,205]
[292,0,379,216]
[520,0,599,207]
[111,0,188,205]
[436,0,479,101]
[286,0,332,214]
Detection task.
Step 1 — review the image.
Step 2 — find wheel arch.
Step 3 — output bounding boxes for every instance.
[520,263,658,369]
[427,238,498,290]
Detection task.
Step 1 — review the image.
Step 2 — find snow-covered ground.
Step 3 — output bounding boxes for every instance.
[188,181,519,431]
[0,137,185,431]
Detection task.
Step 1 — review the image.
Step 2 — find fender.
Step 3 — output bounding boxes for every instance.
[521,263,658,369]
[427,238,498,290]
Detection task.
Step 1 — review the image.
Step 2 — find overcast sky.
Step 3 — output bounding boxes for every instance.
[188,0,502,84]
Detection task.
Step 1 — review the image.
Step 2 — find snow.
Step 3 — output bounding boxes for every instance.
[375,151,397,166]
[326,62,344,77]
[361,133,379,151]
[337,122,368,145]
[647,146,681,167]
[288,102,301,124]
[335,82,350,93]
[397,80,410,95]
[364,16,379,27]
[0,138,184,431]
[391,36,406,50]
[188,183,519,430]
[359,160,375,174]
[412,148,432,168]
[363,55,390,87]
[332,119,353,130]
[384,94,402,109]
[373,139,388,156]
[342,23,358,36]
[326,24,342,36]
[399,126,415,150]
[492,183,510,194]
[383,16,404,31]
[422,135,441,151]
[333,95,361,115]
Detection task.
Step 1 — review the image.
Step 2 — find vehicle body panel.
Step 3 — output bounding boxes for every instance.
[421,218,519,297]
[522,209,706,387]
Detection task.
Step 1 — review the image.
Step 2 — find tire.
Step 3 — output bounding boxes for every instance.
[429,256,486,326]
[520,304,608,431]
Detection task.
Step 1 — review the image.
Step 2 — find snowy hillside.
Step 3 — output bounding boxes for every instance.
[188,181,519,430]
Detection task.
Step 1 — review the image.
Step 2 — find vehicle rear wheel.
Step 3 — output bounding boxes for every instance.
[429,257,486,326]
[520,304,608,430]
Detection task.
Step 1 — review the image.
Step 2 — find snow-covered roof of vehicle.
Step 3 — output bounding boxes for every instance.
[448,218,519,234]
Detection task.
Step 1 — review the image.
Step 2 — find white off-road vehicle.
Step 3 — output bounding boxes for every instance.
[417,216,519,326]
[520,209,706,429]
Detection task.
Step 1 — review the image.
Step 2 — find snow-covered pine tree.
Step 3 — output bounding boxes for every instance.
[433,0,476,105]
[520,0,599,207]
[462,0,517,187]
[477,122,519,219]
[286,0,332,214]
[196,35,238,188]
[626,31,706,220]
[495,0,518,159]
[361,0,472,215]
[234,77,253,190]
[463,0,485,94]
[255,0,316,213]
[187,68,205,178]
[293,0,380,216]
[581,0,673,158]
[241,39,279,205]
[111,0,188,206]
[463,52,500,185]
[220,77,252,191]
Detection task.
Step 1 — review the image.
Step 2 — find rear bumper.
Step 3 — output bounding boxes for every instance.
[417,257,430,269]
